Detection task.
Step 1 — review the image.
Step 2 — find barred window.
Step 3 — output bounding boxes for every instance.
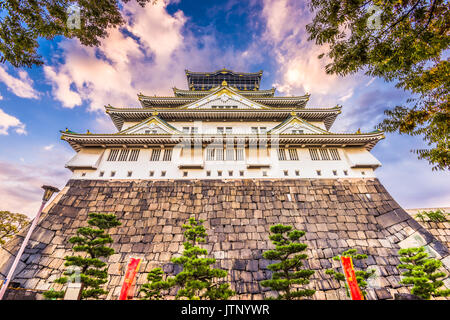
[309,149,320,161]
[225,148,235,160]
[162,148,173,161]
[107,149,119,161]
[236,148,244,161]
[206,148,215,161]
[215,148,224,161]
[329,148,340,160]
[129,149,140,161]
[319,148,330,160]
[278,148,287,161]
[150,148,161,161]
[118,149,130,161]
[288,149,299,161]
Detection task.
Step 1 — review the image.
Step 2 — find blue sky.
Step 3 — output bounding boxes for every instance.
[0,0,448,217]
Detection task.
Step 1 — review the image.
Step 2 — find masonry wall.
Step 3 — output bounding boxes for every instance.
[0,178,448,300]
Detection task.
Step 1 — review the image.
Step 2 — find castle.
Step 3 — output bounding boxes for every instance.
[0,69,448,299]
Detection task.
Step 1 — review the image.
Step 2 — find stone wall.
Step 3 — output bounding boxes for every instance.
[0,178,448,300]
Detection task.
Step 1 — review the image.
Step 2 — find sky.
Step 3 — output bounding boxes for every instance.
[0,0,448,217]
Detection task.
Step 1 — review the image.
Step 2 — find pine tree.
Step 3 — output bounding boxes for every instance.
[397,247,450,300]
[260,224,315,300]
[43,212,121,300]
[325,249,375,298]
[140,216,234,300]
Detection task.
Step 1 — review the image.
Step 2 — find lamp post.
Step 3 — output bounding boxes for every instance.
[0,185,59,300]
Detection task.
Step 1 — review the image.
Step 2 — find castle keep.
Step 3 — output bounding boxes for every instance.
[0,69,448,299]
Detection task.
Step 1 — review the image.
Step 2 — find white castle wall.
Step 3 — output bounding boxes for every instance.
[68,146,379,180]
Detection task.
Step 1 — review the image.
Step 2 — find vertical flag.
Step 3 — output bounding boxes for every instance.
[118,257,142,300]
[341,256,364,300]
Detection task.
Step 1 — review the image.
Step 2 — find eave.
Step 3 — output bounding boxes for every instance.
[61,131,384,152]
[105,106,342,131]
[173,87,277,97]
[137,94,310,108]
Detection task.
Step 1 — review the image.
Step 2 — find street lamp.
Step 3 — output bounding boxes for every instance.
[0,185,60,300]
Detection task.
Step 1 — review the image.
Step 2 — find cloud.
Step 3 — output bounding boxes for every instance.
[0,65,40,99]
[260,0,365,107]
[0,146,72,217]
[0,108,27,135]
[43,144,55,151]
[44,0,263,112]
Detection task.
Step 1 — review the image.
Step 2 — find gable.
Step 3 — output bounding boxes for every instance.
[182,87,269,110]
[119,116,181,135]
[268,117,329,135]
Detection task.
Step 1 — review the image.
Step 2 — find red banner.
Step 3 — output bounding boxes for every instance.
[118,257,142,300]
[341,256,364,300]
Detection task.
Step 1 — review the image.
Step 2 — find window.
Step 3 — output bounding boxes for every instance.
[215,148,224,161]
[292,129,304,134]
[99,171,104,177]
[251,127,258,134]
[283,170,289,176]
[228,170,233,176]
[206,148,215,161]
[262,171,268,177]
[217,170,222,177]
[150,148,161,161]
[240,171,244,177]
[319,148,330,160]
[288,149,299,161]
[191,127,198,133]
[162,148,173,161]
[361,171,365,176]
[206,171,211,177]
[332,170,337,176]
[118,149,130,161]
[182,127,190,133]
[129,149,140,161]
[260,127,267,134]
[111,171,116,177]
[107,149,119,161]
[183,171,188,177]
[295,170,300,176]
[217,127,224,134]
[309,149,320,161]
[145,130,150,134]
[225,127,232,134]
[161,171,166,177]
[225,148,235,161]
[236,148,244,161]
[329,148,340,160]
[343,170,348,176]
[149,171,154,177]
[278,148,287,161]
[316,170,321,176]
[127,171,133,177]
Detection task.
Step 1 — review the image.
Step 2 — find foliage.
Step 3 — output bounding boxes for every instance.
[415,209,449,222]
[0,0,156,68]
[306,0,450,170]
[397,246,450,300]
[325,249,375,298]
[260,224,315,300]
[140,216,234,300]
[43,212,121,300]
[0,211,29,246]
